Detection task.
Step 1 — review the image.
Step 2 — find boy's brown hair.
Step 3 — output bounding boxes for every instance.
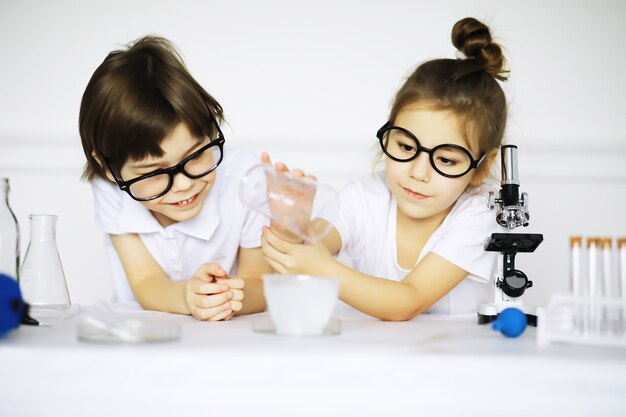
[79,35,223,181]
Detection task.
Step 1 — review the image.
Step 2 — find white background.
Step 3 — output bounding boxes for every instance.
[1,0,625,307]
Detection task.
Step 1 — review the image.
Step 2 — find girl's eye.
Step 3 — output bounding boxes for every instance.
[437,156,458,166]
[398,142,416,153]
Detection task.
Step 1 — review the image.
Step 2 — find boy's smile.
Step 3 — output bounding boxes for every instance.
[167,193,199,207]
[118,122,217,227]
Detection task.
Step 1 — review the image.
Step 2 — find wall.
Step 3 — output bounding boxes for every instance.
[1,0,625,308]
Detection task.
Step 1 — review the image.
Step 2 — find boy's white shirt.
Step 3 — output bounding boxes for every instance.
[321,171,501,315]
[92,147,268,303]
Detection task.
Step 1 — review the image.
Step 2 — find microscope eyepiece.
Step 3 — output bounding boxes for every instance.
[501,145,520,186]
[500,145,520,207]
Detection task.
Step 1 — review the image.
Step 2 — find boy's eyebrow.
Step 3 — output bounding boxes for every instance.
[130,140,206,170]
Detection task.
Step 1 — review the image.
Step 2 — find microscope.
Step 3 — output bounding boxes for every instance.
[478,145,544,326]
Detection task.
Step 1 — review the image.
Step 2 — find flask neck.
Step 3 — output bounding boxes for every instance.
[0,178,10,212]
[29,215,57,242]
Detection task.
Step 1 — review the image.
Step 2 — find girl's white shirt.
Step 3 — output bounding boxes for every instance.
[321,171,501,315]
[92,147,268,303]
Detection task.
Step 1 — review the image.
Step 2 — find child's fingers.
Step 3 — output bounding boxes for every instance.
[194,291,233,309]
[195,263,227,281]
[229,300,243,312]
[189,280,229,295]
[216,277,245,289]
[262,226,291,254]
[210,282,243,302]
[261,152,272,165]
[275,162,289,173]
[209,308,233,322]
[229,288,244,302]
[192,302,232,321]
[265,257,287,275]
[261,236,292,267]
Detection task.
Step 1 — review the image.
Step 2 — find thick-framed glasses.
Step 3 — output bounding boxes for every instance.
[101,124,225,201]
[377,122,485,178]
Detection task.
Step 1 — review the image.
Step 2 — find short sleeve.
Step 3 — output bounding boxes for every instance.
[318,180,369,256]
[429,191,499,283]
[92,178,124,235]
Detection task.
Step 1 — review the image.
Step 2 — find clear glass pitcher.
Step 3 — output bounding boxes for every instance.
[239,164,338,243]
[19,214,71,319]
[0,177,20,280]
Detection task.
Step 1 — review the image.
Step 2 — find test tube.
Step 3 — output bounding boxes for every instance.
[601,238,613,298]
[587,238,599,298]
[601,238,617,333]
[587,237,600,334]
[570,236,582,296]
[570,236,583,333]
[617,237,626,299]
[617,237,626,335]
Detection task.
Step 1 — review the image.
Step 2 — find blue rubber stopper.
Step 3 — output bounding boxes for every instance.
[491,307,527,338]
[0,273,24,338]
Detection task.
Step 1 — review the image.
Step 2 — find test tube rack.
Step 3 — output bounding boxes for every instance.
[538,293,626,348]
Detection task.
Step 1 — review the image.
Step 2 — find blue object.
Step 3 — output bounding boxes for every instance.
[0,273,24,338]
[492,307,528,338]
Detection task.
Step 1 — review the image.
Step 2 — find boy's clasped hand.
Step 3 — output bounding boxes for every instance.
[185,263,244,321]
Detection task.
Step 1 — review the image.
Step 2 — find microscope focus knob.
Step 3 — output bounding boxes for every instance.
[488,191,497,209]
[520,192,529,209]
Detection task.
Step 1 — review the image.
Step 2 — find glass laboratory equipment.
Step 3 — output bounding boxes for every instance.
[19,214,71,320]
[539,236,626,348]
[240,164,338,243]
[0,178,20,280]
[617,237,626,299]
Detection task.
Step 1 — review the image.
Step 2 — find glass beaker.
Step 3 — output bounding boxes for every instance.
[19,214,71,320]
[239,164,338,243]
[0,177,20,280]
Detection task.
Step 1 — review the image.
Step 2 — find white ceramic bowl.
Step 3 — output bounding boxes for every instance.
[263,274,340,335]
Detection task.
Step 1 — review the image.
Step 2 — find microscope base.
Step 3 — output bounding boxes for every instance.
[477,303,541,327]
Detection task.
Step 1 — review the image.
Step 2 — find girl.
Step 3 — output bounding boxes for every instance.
[261,17,506,320]
[79,36,273,321]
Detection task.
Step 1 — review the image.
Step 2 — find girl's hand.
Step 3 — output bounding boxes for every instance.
[261,225,336,275]
[261,152,317,242]
[185,263,236,321]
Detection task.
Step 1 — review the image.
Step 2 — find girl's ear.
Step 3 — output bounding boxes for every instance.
[91,151,117,183]
[469,148,498,187]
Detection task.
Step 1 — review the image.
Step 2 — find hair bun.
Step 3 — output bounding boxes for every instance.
[451,17,508,81]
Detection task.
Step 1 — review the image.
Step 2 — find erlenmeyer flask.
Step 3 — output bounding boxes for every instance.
[240,164,338,243]
[19,214,71,320]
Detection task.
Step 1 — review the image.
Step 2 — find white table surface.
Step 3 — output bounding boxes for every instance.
[1,303,625,417]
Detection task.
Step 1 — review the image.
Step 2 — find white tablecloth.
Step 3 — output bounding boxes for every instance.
[1,303,625,417]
